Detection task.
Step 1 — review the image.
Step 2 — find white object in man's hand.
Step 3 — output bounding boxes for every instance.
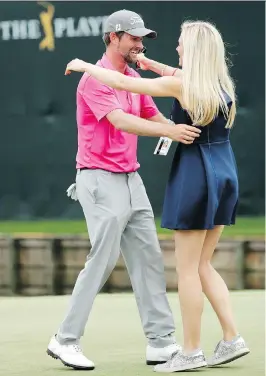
[154,119,174,156]
[154,123,201,155]
[154,136,173,156]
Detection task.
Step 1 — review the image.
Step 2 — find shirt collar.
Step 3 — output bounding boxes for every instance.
[100,53,131,75]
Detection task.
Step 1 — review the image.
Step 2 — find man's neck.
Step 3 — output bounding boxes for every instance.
[105,49,128,73]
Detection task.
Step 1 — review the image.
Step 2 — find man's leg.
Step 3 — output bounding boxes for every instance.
[120,172,177,356]
[48,170,131,369]
[57,170,130,344]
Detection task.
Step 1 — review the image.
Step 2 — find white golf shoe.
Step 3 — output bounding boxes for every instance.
[47,335,95,370]
[146,343,182,365]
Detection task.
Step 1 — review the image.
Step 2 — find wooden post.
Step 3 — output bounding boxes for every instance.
[0,236,16,295]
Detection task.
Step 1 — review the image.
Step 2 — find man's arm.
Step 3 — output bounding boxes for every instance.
[139,95,200,144]
[79,72,200,144]
[107,110,201,144]
[148,112,172,125]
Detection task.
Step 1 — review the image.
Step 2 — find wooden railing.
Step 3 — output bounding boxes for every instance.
[0,236,264,296]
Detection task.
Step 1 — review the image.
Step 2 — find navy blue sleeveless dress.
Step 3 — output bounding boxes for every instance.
[161,95,239,230]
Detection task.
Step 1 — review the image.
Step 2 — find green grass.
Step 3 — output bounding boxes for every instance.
[0,292,264,376]
[0,216,264,238]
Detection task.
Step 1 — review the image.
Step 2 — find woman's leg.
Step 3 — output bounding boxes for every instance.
[198,226,250,366]
[198,226,238,340]
[174,230,207,353]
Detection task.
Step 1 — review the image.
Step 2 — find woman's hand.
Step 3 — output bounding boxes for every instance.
[136,53,152,71]
[65,59,88,75]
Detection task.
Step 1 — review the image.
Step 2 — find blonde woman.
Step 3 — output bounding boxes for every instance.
[65,20,250,372]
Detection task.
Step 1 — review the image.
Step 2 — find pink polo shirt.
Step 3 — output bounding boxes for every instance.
[75,54,159,173]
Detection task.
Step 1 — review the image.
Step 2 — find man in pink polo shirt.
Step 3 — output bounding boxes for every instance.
[75,51,154,173]
[47,10,201,370]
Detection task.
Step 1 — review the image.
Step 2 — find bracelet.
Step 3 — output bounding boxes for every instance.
[172,68,178,76]
[161,65,167,76]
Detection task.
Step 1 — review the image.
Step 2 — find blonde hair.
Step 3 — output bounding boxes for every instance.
[180,20,236,128]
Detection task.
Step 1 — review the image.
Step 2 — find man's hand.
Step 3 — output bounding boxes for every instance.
[167,124,201,144]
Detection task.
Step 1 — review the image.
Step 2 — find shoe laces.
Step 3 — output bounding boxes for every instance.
[169,350,180,360]
[164,350,181,366]
[71,344,82,353]
[214,340,223,354]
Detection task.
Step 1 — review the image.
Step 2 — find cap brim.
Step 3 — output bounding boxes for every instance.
[126,27,157,39]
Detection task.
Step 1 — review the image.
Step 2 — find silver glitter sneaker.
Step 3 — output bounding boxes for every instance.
[208,335,250,366]
[154,349,207,373]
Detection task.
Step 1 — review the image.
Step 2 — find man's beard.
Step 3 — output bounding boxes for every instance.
[121,48,142,64]
[124,54,135,64]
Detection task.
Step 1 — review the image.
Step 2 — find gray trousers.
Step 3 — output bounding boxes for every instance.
[57,169,176,348]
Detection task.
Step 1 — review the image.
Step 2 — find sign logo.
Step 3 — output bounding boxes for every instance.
[0,2,109,51]
[39,2,55,51]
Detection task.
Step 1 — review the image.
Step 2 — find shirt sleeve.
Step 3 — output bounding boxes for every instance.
[140,94,160,119]
[130,69,160,119]
[80,75,123,121]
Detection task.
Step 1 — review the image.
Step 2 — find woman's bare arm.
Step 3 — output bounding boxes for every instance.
[65,58,181,99]
[136,54,182,78]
